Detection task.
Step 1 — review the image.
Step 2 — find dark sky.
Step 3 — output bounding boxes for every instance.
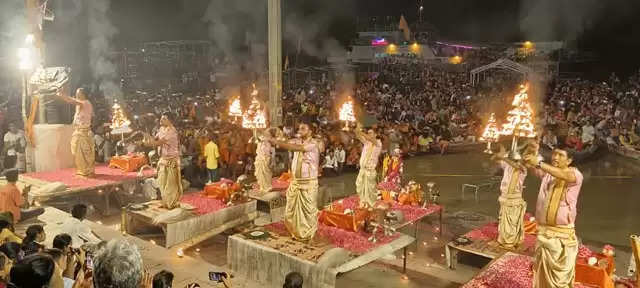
[39,0,640,76]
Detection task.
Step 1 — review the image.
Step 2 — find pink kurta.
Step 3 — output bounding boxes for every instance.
[290,138,319,179]
[499,160,527,199]
[534,168,583,226]
[73,100,93,127]
[359,139,382,170]
[156,126,180,159]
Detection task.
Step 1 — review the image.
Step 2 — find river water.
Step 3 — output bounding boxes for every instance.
[322,150,640,250]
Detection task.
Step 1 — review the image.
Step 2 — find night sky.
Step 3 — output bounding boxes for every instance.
[33,0,640,77]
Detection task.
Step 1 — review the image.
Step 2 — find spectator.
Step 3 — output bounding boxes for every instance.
[0,252,9,286]
[22,225,45,255]
[152,270,173,288]
[52,234,73,253]
[9,254,55,288]
[0,242,22,263]
[0,220,20,244]
[0,169,44,223]
[3,123,25,172]
[322,149,336,177]
[61,204,101,248]
[203,134,220,184]
[334,145,345,175]
[43,248,76,288]
[283,272,303,288]
[92,239,143,288]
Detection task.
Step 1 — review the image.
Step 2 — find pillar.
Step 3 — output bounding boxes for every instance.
[268,0,283,126]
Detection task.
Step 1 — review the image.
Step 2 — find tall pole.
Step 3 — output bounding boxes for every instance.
[268,0,283,126]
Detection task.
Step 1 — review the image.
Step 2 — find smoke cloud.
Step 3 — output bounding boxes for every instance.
[87,0,121,101]
[519,0,602,41]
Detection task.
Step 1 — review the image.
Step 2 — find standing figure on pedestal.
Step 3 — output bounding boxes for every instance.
[382,148,404,189]
[143,113,183,209]
[354,123,382,208]
[524,147,583,288]
[57,88,94,177]
[254,128,278,194]
[491,145,528,249]
[268,123,320,242]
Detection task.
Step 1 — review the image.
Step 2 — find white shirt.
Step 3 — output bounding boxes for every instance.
[4,131,25,156]
[334,149,346,163]
[60,217,101,248]
[323,155,335,169]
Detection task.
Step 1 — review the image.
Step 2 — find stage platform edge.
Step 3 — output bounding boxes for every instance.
[126,200,257,249]
[228,233,414,288]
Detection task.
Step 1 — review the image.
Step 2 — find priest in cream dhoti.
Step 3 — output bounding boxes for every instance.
[143,113,183,209]
[354,123,382,208]
[254,128,278,194]
[58,88,95,177]
[268,123,320,241]
[491,144,528,249]
[524,146,583,288]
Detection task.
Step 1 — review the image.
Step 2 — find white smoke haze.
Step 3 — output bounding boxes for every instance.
[519,0,603,41]
[87,0,121,101]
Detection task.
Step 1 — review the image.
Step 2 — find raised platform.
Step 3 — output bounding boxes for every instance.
[21,164,156,200]
[461,252,616,288]
[228,223,414,288]
[124,195,257,248]
[248,177,289,222]
[446,221,537,269]
[15,207,260,288]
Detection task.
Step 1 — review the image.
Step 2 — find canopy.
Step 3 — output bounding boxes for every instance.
[470,58,534,86]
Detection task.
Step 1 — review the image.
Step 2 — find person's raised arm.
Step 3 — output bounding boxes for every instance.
[270,139,307,152]
[354,123,375,144]
[523,154,576,183]
[56,91,83,106]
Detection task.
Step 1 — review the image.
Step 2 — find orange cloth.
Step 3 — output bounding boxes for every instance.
[398,192,419,206]
[202,181,240,202]
[575,254,615,288]
[0,184,24,223]
[524,220,538,234]
[108,154,148,172]
[278,172,291,182]
[319,208,369,232]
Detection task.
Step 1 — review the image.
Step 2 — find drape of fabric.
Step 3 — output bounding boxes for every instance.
[534,225,578,288]
[285,178,318,241]
[497,197,526,248]
[254,158,272,193]
[356,168,378,208]
[25,96,39,147]
[157,157,183,209]
[70,127,95,176]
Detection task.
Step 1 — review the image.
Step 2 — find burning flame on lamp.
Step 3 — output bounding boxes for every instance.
[500,84,537,159]
[479,113,500,154]
[228,98,242,118]
[242,97,267,129]
[339,97,356,131]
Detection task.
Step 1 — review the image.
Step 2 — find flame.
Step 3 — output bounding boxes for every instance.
[339,97,356,122]
[228,98,242,117]
[251,83,258,96]
[479,113,500,143]
[501,84,536,138]
[242,97,267,129]
[110,103,131,129]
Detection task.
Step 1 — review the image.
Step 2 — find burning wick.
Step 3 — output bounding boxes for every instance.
[96,221,103,225]
[409,252,414,256]
[196,248,201,253]
[150,240,156,245]
[401,275,409,280]
[176,248,184,258]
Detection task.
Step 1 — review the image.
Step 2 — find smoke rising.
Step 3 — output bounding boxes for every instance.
[519,0,602,41]
[87,0,121,101]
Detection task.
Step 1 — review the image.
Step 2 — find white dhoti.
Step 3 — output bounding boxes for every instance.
[70,127,95,176]
[157,157,183,209]
[356,168,378,207]
[534,225,578,288]
[254,158,272,194]
[285,178,318,241]
[497,197,526,248]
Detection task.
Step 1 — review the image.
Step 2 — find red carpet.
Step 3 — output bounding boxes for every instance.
[335,195,442,225]
[180,194,228,215]
[266,221,400,254]
[461,253,591,288]
[22,164,156,190]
